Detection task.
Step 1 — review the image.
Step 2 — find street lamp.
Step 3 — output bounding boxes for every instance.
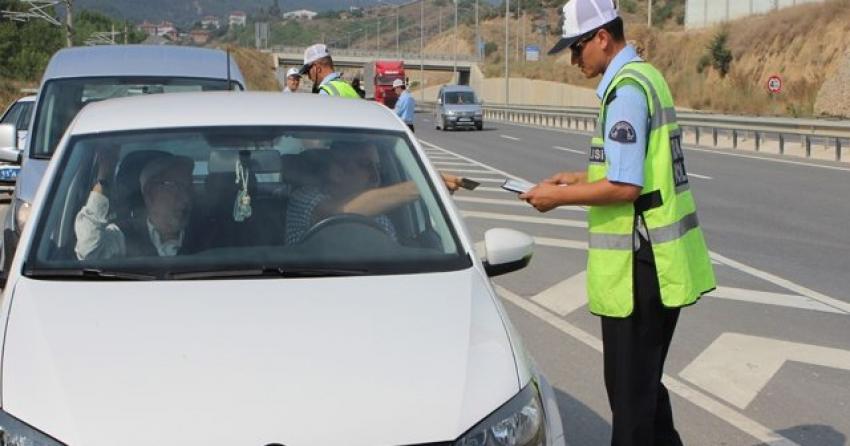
[453,0,458,79]
[505,0,510,105]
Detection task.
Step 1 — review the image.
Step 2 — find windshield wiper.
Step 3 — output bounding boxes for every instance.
[25,267,157,281]
[168,266,369,280]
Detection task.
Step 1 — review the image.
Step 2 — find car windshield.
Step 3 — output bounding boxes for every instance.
[376,75,403,85]
[25,126,469,280]
[444,91,476,105]
[29,77,239,159]
[1,99,33,130]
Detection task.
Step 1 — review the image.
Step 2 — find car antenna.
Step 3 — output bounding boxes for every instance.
[226,47,233,90]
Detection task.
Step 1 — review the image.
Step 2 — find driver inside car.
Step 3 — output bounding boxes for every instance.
[75,151,202,260]
[285,141,420,245]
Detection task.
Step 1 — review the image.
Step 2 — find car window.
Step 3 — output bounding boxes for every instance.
[1,99,33,130]
[25,126,470,280]
[444,91,476,105]
[29,77,238,159]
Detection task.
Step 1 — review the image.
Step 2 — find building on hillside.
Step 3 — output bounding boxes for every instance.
[190,29,212,45]
[229,11,247,27]
[201,15,220,29]
[685,0,825,29]
[283,9,317,20]
[138,20,177,37]
[142,34,171,45]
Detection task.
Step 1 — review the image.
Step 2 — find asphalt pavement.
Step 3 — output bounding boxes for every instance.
[415,111,850,446]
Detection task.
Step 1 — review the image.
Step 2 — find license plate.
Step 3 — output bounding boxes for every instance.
[0,167,19,182]
[458,118,471,122]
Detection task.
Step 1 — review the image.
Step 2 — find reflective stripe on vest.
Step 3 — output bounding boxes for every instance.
[320,79,360,98]
[585,61,716,318]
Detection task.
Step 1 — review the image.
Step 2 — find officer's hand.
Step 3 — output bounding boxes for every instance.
[543,171,581,186]
[520,183,563,213]
[440,173,461,194]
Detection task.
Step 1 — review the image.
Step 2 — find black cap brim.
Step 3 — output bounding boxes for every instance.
[299,64,311,75]
[548,35,580,55]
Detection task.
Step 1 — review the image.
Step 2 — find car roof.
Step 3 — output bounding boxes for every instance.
[18,95,37,103]
[68,92,409,135]
[41,45,245,85]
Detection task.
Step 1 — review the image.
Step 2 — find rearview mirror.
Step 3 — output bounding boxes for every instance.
[0,124,22,164]
[482,228,534,277]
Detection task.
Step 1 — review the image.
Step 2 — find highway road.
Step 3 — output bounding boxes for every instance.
[415,112,850,445]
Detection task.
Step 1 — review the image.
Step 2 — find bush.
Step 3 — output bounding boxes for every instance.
[484,41,498,58]
[706,30,733,77]
[620,0,637,14]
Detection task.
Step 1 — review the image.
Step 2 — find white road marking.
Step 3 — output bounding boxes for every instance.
[711,252,850,314]
[474,186,511,193]
[681,333,850,410]
[708,286,845,314]
[500,134,521,141]
[432,161,477,166]
[533,236,588,251]
[688,172,713,179]
[684,146,850,172]
[455,196,586,212]
[553,145,585,154]
[496,286,801,446]
[419,139,533,183]
[461,210,587,228]
[531,271,587,316]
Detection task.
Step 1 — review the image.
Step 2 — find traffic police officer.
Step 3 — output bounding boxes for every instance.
[300,44,359,98]
[392,78,416,132]
[283,67,301,93]
[520,0,716,444]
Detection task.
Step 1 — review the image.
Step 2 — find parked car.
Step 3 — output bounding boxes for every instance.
[0,95,35,196]
[0,92,565,446]
[0,45,246,274]
[435,84,484,131]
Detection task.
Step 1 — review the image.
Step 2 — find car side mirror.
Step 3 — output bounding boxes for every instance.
[482,228,534,277]
[0,123,22,164]
[437,98,442,104]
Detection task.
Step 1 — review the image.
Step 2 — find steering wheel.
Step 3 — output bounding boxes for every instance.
[300,213,390,242]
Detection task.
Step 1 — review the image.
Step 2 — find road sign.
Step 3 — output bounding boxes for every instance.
[525,45,540,62]
[767,75,782,94]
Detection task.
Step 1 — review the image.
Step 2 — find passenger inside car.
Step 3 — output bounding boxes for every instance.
[74,151,206,259]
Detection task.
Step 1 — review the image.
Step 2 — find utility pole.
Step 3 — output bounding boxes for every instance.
[475,0,480,59]
[420,0,424,101]
[515,0,520,62]
[64,0,73,47]
[395,5,400,58]
[453,0,458,80]
[504,0,510,105]
[647,0,652,28]
[377,17,381,56]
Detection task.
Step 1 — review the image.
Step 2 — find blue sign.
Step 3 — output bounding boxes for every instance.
[525,45,540,62]
[0,166,20,182]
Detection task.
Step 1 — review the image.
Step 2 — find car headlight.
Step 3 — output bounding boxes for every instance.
[455,383,546,446]
[0,409,65,445]
[474,111,483,116]
[14,199,31,232]
[446,110,457,116]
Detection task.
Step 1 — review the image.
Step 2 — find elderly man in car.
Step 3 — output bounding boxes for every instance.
[75,152,201,260]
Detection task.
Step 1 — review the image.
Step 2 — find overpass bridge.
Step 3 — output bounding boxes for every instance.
[273,46,478,85]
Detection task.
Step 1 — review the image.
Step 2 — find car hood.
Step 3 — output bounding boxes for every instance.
[1,269,520,446]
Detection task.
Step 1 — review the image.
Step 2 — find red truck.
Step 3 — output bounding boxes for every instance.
[364,60,405,108]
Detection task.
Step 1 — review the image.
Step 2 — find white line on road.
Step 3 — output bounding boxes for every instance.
[681,333,850,409]
[688,172,713,180]
[532,236,588,250]
[531,271,587,316]
[708,286,844,314]
[432,161,477,166]
[461,210,587,228]
[553,146,585,154]
[441,168,504,175]
[474,186,511,193]
[500,134,521,141]
[684,146,850,172]
[495,286,800,446]
[711,252,850,314]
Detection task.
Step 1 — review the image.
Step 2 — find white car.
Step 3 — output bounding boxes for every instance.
[0,92,565,446]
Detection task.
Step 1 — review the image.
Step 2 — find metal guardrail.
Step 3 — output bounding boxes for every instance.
[419,102,850,162]
[271,46,478,63]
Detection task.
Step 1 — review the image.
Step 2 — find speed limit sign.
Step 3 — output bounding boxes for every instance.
[767,75,782,94]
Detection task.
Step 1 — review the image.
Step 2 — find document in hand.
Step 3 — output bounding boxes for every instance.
[501,178,536,194]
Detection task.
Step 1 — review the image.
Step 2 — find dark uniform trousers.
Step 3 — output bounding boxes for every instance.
[600,237,683,446]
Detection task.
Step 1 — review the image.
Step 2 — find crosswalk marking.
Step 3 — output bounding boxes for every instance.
[440,168,503,175]
[432,161,477,166]
[531,271,587,316]
[500,134,521,141]
[455,196,586,212]
[708,286,844,314]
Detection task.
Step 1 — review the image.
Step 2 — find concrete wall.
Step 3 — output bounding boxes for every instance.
[686,0,825,29]
[413,64,599,108]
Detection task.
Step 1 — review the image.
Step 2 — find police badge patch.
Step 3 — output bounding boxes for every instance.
[609,121,637,143]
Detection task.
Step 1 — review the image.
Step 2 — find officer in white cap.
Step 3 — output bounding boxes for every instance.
[391,78,415,132]
[299,43,359,98]
[520,1,715,445]
[283,67,301,93]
